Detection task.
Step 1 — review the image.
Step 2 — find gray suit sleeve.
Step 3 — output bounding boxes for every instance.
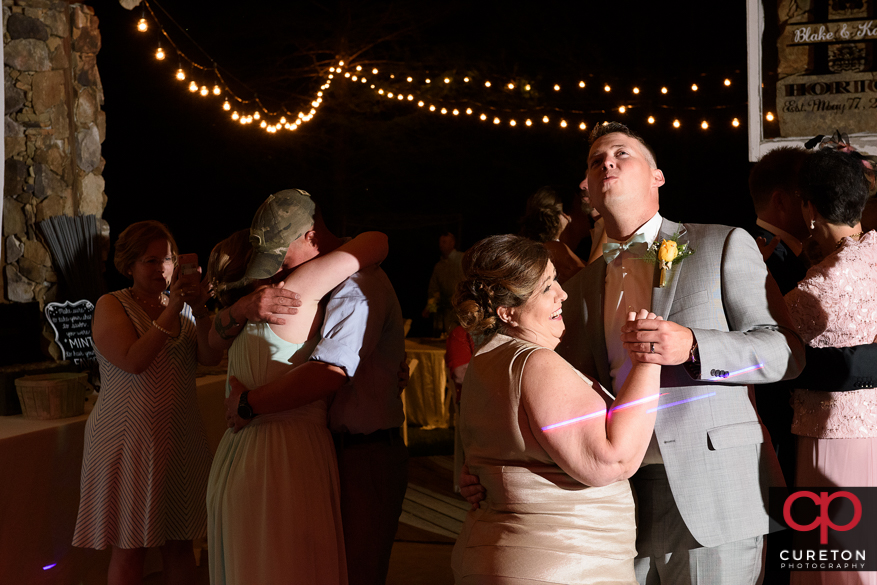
[690,227,805,384]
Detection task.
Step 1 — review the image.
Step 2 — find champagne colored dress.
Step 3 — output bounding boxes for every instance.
[452,334,637,585]
[785,231,877,585]
[206,322,346,585]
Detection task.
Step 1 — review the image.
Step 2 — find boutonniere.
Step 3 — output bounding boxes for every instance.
[638,232,695,287]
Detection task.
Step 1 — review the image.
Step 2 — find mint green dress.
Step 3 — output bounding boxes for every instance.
[206,322,347,585]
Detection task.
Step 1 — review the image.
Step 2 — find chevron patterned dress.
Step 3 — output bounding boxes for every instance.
[72,289,212,549]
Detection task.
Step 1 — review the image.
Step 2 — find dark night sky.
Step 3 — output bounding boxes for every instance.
[95,1,757,327]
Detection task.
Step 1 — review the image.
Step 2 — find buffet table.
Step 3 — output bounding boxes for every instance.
[0,374,228,584]
[404,338,451,429]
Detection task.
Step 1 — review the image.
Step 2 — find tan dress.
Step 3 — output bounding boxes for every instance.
[452,334,637,585]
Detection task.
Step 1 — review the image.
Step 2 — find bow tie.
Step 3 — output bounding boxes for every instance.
[602,233,651,264]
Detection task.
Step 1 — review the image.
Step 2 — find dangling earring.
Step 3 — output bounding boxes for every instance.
[810,219,815,230]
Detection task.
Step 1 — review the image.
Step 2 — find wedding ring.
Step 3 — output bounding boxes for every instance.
[650,342,656,354]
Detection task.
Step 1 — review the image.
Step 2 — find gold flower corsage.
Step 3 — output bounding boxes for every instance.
[639,232,695,287]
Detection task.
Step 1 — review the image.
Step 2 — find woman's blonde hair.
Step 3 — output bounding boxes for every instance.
[113,221,178,278]
[454,234,549,338]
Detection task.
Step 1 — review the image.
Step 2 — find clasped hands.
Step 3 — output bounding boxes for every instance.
[622,309,694,366]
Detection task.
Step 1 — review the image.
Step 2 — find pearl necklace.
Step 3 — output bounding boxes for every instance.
[130,288,168,309]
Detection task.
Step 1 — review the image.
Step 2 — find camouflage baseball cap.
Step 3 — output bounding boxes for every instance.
[245,189,316,279]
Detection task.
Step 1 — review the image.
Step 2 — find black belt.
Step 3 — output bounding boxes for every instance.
[333,427,400,447]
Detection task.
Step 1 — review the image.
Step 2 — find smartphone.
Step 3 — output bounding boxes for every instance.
[177,253,200,287]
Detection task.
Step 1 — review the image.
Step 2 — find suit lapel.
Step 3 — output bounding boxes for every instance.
[650,219,686,319]
[583,261,612,389]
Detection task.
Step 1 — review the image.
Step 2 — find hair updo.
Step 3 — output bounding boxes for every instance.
[207,229,253,308]
[453,234,549,338]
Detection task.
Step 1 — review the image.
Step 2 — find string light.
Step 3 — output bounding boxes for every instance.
[188,80,198,92]
[223,100,230,111]
[510,119,516,126]
[444,78,450,83]
[212,85,221,95]
[254,112,260,120]
[453,109,459,115]
[200,85,208,96]
[356,65,362,71]
[765,112,775,121]
[691,84,698,91]
[407,77,412,82]
[137,18,148,32]
[372,68,378,74]
[465,108,472,115]
[542,116,549,123]
[525,119,532,126]
[480,113,487,120]
[701,120,709,129]
[493,117,500,124]
[464,77,470,82]
[619,106,626,113]
[429,105,436,111]
[579,81,585,88]
[175,68,185,81]
[604,84,611,92]
[661,87,668,94]
[724,78,731,86]
[508,83,515,90]
[554,84,560,91]
[155,46,166,60]
[417,101,424,107]
[673,119,681,128]
[485,81,491,87]
[732,117,740,127]
[440,107,447,114]
[425,79,431,83]
[560,120,568,128]
[579,122,586,130]
[633,87,640,94]
[648,116,655,124]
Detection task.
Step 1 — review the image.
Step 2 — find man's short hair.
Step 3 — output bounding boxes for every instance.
[748,147,809,213]
[588,121,657,169]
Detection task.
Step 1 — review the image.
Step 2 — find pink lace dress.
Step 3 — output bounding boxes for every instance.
[785,231,877,585]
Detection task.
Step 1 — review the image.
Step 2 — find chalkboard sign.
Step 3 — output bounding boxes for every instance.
[45,300,96,367]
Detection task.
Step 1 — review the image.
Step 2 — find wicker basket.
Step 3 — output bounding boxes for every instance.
[15,372,89,420]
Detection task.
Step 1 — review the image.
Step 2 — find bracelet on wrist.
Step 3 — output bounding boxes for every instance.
[152,320,173,336]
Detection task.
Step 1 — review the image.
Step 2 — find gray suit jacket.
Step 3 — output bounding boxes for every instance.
[556,218,805,548]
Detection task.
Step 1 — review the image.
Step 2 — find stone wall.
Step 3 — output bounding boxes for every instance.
[2,0,105,306]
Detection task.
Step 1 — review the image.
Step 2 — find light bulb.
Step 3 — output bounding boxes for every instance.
[560,120,568,128]
[579,122,586,130]
[176,68,185,81]
[137,18,148,32]
[356,66,362,71]
[223,101,231,111]
[524,84,531,91]
[261,120,267,128]
[510,120,516,126]
[493,117,500,125]
[542,116,549,123]
[691,84,698,91]
[330,67,336,72]
[732,118,740,127]
[397,94,404,100]
[648,116,655,124]
[619,106,626,113]
[352,75,357,81]
[407,77,413,82]
[579,81,585,88]
[378,89,384,95]
[328,74,334,79]
[485,81,491,87]
[661,87,668,94]
[480,113,487,120]
[408,95,413,100]
[155,47,165,60]
[429,105,436,111]
[673,119,681,128]
[387,92,393,98]
[231,111,239,120]
[254,112,260,120]
[200,86,208,96]
[766,112,775,121]
[444,78,450,84]
[213,85,221,95]
[724,78,731,86]
[338,60,344,66]
[453,109,459,115]
[525,119,532,126]
[464,77,470,82]
[188,81,198,92]
[508,83,515,89]
[465,108,472,115]
[390,74,395,78]
[418,101,424,107]
[633,87,640,94]
[372,68,378,74]
[441,108,447,114]
[280,117,286,124]
[344,72,350,78]
[701,121,709,129]
[554,84,560,91]
[603,84,611,92]
[425,79,431,83]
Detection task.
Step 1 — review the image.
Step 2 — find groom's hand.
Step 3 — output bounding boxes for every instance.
[459,463,486,511]
[622,317,694,366]
[225,375,253,433]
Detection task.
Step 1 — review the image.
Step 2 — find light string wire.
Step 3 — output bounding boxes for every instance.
[135,4,771,135]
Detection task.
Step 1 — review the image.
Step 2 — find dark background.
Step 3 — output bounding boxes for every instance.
[95,1,758,331]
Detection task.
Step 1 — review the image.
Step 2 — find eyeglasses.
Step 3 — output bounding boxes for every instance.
[137,256,175,267]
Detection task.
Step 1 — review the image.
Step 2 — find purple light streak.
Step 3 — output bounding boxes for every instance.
[541,393,662,431]
[42,564,56,570]
[647,392,716,413]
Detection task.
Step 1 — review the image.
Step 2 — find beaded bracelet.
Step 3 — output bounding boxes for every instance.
[152,320,173,336]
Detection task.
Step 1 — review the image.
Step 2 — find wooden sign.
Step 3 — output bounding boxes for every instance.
[44,300,96,367]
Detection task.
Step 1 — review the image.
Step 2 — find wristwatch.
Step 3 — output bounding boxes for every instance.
[237,390,257,420]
